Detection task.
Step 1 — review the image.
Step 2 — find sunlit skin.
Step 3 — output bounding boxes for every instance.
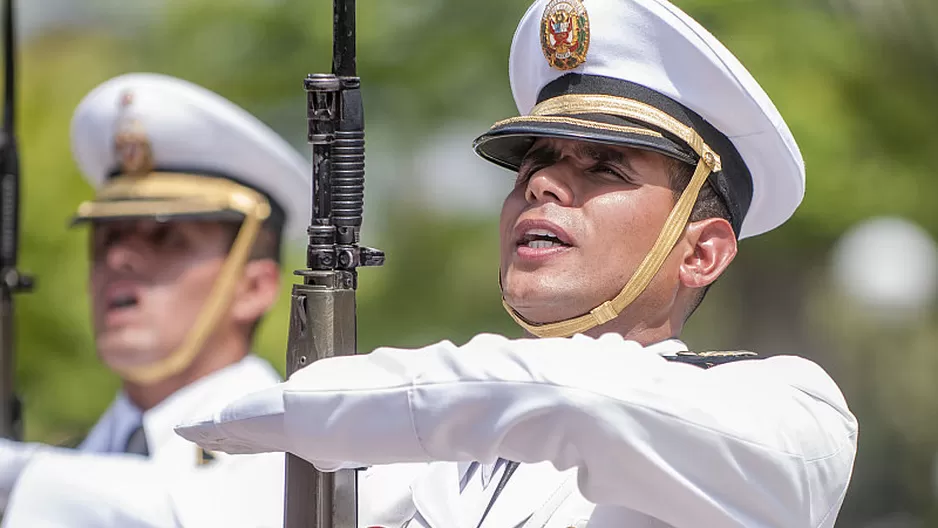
[499,137,738,344]
[89,219,281,410]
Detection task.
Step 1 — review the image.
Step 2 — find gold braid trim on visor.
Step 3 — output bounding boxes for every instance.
[498,95,721,338]
[75,173,272,384]
[491,115,666,141]
[75,173,273,221]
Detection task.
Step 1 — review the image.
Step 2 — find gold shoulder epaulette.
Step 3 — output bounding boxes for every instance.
[666,350,759,369]
[690,350,758,358]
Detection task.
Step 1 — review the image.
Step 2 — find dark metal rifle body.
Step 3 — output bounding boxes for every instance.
[284,1,382,526]
[284,286,358,528]
[0,0,31,441]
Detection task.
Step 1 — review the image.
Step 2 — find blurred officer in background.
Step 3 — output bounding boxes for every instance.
[0,72,310,527]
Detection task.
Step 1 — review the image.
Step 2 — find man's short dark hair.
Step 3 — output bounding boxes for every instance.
[666,158,732,320]
[245,224,283,266]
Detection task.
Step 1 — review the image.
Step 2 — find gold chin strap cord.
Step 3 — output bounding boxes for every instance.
[75,173,272,384]
[500,94,722,338]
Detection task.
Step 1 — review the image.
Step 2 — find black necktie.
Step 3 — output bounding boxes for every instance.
[123,424,150,456]
[475,459,519,528]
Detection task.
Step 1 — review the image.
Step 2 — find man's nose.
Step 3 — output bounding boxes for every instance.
[525,165,575,206]
[102,237,149,274]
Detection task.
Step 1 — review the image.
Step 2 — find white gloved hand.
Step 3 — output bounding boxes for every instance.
[0,439,43,510]
[174,384,368,472]
[174,384,287,455]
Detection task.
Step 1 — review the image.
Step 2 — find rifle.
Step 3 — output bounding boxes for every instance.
[0,0,31,441]
[283,0,382,526]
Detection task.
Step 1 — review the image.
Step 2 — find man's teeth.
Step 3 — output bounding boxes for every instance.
[526,228,558,238]
[527,239,562,249]
[519,227,568,248]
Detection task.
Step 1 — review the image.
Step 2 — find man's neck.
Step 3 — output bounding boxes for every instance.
[517,297,686,344]
[521,327,680,346]
[570,313,682,345]
[123,339,249,411]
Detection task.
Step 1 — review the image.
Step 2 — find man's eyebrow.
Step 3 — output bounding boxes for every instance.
[520,144,560,169]
[520,142,639,175]
[575,143,621,164]
[574,143,639,174]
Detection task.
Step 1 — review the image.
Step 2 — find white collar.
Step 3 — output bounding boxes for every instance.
[111,355,275,455]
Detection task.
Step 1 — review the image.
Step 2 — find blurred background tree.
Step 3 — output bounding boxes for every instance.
[17,0,938,525]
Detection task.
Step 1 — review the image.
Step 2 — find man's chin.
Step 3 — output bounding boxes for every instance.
[96,337,163,373]
[503,292,591,325]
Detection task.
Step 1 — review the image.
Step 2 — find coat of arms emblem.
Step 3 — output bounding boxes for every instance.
[540,0,590,71]
[113,90,154,176]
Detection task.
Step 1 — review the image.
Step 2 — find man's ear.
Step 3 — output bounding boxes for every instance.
[230,259,281,326]
[679,217,737,289]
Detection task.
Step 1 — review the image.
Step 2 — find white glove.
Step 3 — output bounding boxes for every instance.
[0,439,43,510]
[174,385,368,472]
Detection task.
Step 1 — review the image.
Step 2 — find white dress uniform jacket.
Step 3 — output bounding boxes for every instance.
[2,355,286,528]
[178,334,859,528]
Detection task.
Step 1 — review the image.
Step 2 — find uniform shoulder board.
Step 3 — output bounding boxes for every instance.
[664,350,759,369]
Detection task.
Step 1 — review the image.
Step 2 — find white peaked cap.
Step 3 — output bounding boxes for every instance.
[71,73,311,241]
[475,0,805,239]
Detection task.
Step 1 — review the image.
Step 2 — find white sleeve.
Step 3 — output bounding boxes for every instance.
[1,448,284,528]
[177,332,858,528]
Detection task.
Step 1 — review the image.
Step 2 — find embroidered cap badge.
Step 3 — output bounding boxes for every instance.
[113,90,154,176]
[540,0,590,71]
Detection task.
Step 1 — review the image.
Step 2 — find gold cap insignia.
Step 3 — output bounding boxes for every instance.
[113,91,154,176]
[540,0,590,71]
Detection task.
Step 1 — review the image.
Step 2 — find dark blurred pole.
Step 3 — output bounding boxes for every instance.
[0,0,32,441]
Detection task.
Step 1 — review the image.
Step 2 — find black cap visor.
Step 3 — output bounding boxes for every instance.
[474,111,697,173]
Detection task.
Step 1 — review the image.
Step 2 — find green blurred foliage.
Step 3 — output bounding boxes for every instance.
[16,0,938,524]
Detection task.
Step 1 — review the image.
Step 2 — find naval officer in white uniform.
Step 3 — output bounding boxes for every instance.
[0,73,311,527]
[177,1,860,527]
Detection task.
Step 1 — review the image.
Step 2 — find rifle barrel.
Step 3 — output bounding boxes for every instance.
[3,0,13,132]
[332,0,356,78]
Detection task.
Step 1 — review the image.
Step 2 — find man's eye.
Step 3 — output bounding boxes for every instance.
[150,225,171,245]
[102,231,120,247]
[92,228,120,250]
[591,164,632,183]
[149,225,186,248]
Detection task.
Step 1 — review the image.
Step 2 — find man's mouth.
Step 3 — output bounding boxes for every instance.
[517,228,571,249]
[108,292,139,311]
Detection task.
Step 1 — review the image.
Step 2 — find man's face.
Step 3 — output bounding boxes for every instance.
[89,219,233,372]
[499,137,681,326]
